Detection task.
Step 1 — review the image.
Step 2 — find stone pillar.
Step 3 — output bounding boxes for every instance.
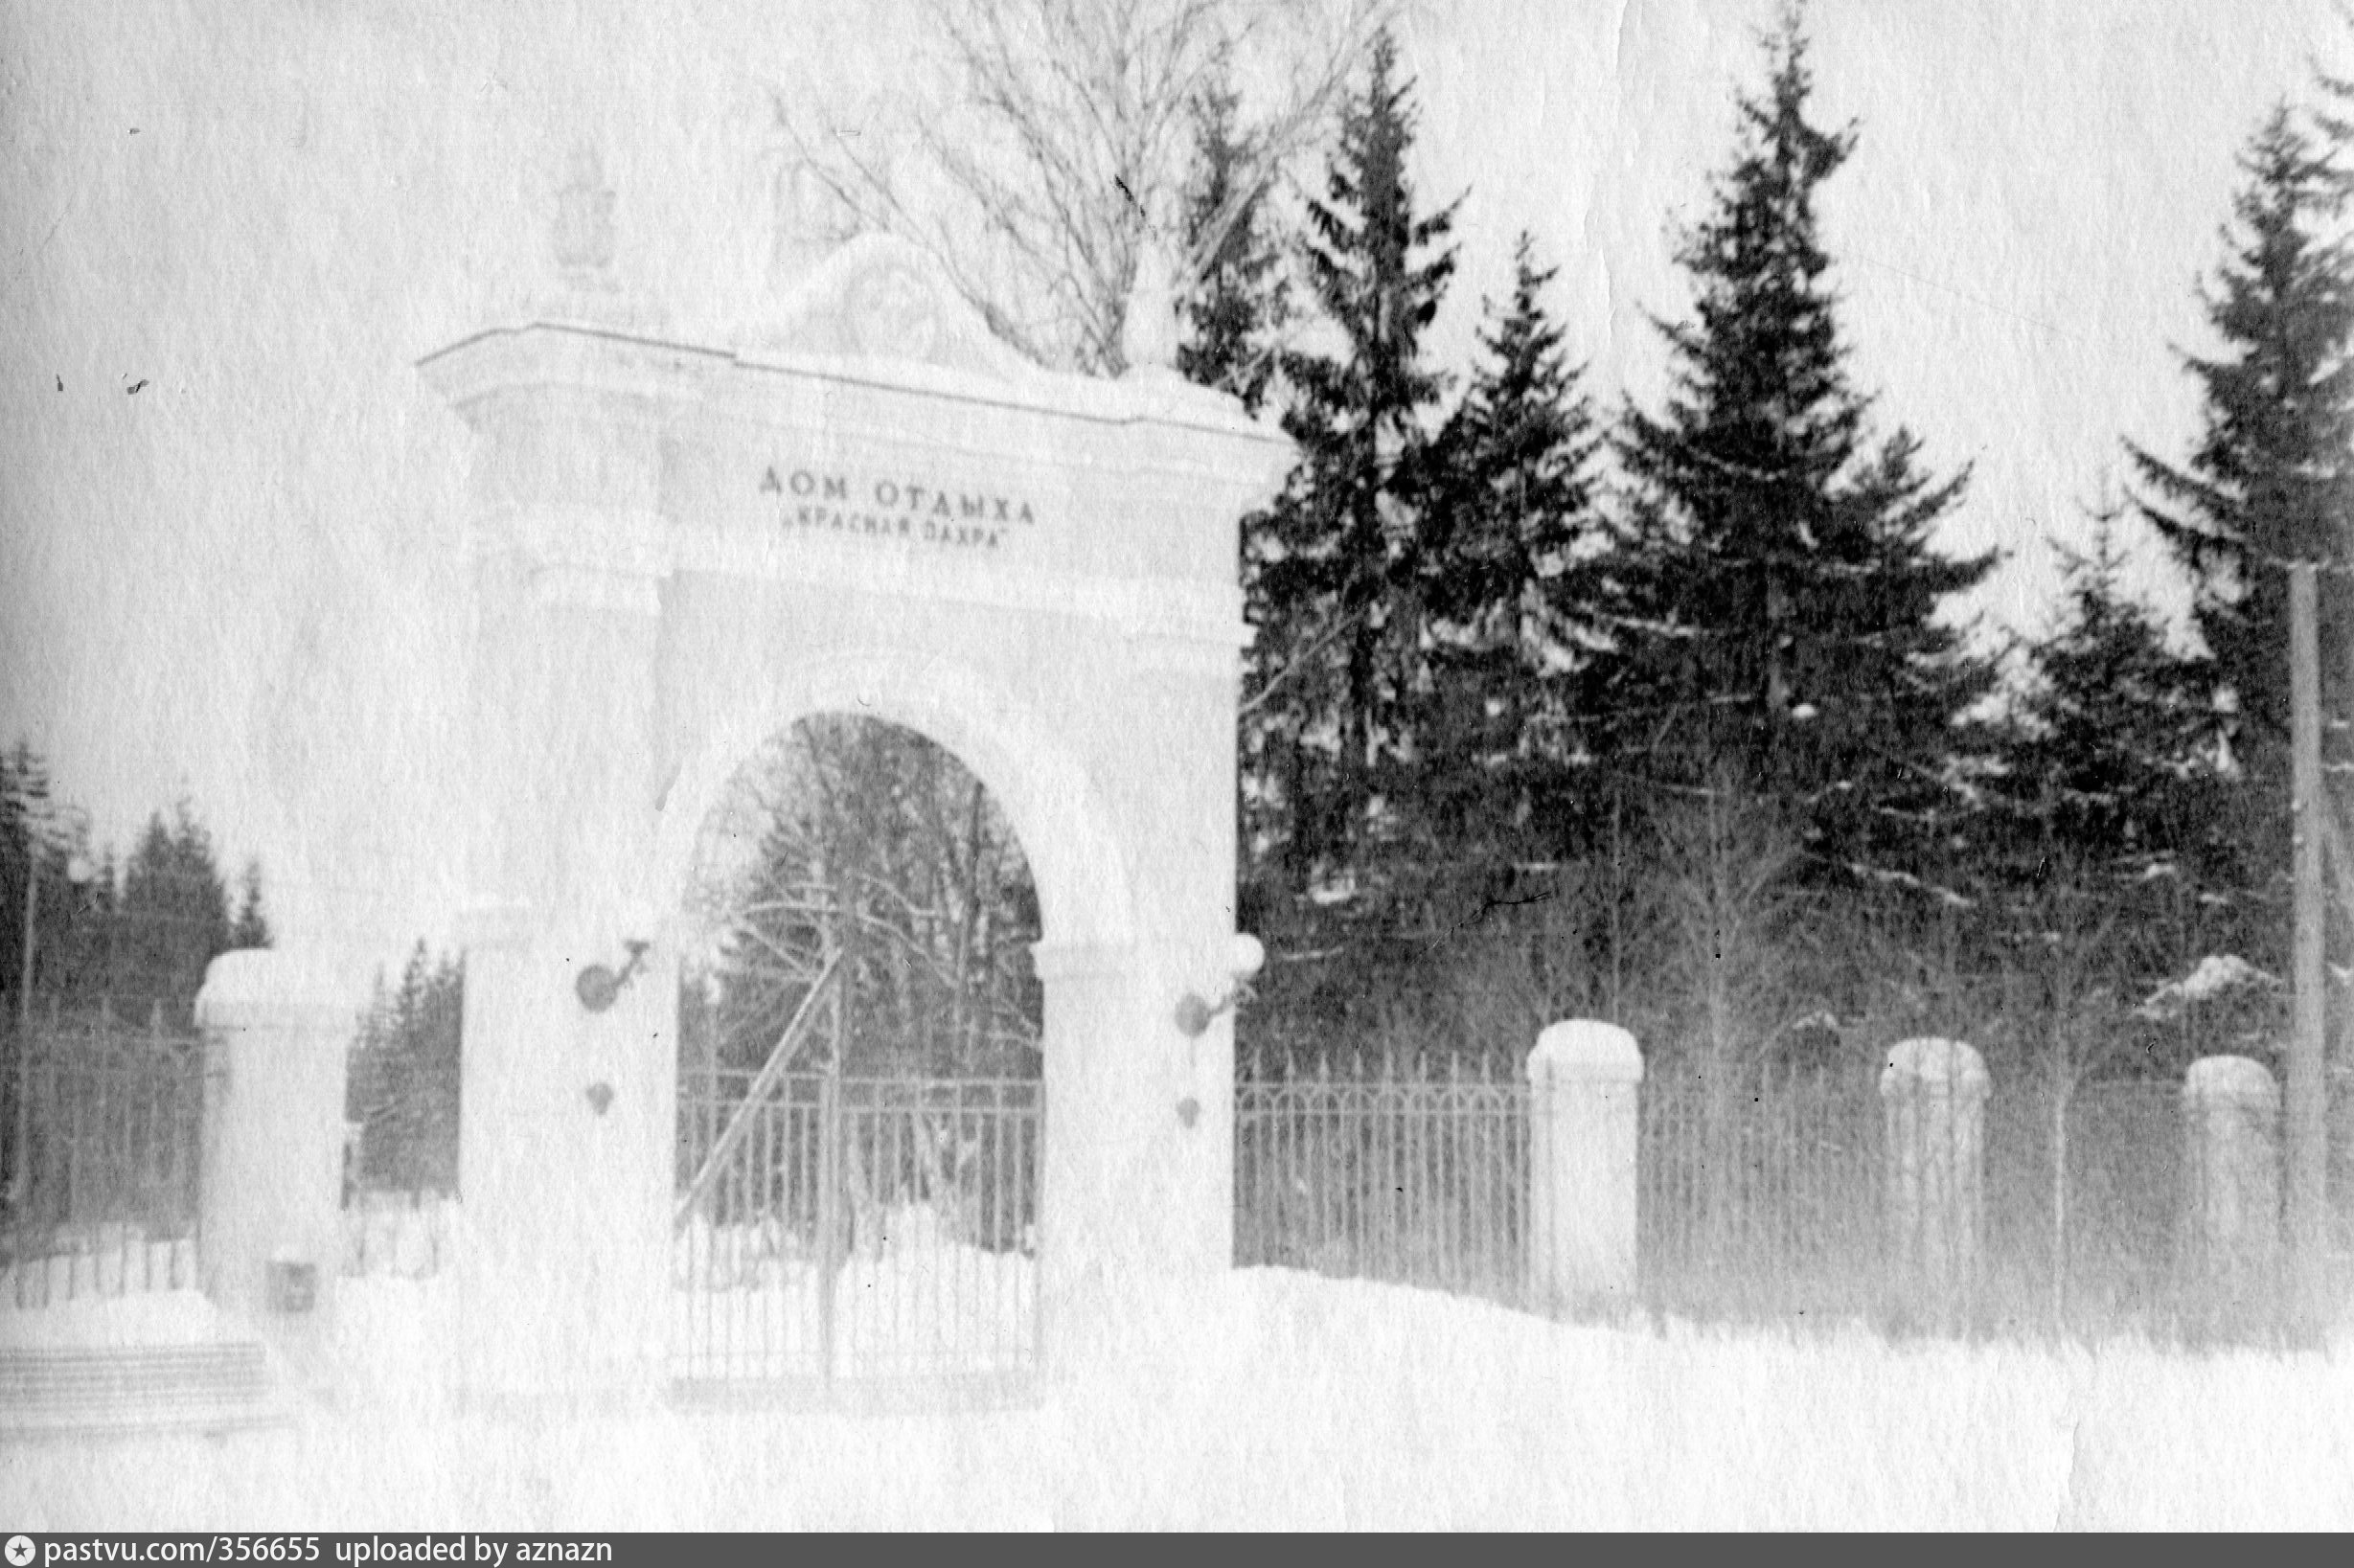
[1157,933,1263,1284]
[1032,939,1159,1381]
[1880,1037,1989,1303]
[2182,1055,2281,1312]
[452,905,674,1410]
[194,949,356,1386]
[1526,1020,1644,1310]
[428,330,674,1410]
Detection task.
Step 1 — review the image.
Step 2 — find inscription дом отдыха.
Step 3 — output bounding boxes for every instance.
[761,465,1038,552]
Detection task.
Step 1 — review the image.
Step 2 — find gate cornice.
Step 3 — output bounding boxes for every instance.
[422,316,1286,648]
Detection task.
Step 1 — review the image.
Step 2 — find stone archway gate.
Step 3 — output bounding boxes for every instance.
[416,236,1289,1402]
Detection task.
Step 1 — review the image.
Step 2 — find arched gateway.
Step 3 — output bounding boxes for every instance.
[419,236,1288,1400]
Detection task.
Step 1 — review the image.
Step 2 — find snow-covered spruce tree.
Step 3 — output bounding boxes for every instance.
[1611,10,1995,878]
[0,742,113,1007]
[1984,511,2241,981]
[0,740,59,1013]
[348,944,464,1195]
[1405,235,1607,887]
[1177,77,1291,418]
[2129,104,2354,821]
[1997,515,2221,882]
[230,860,272,950]
[1243,29,1460,919]
[114,803,240,1026]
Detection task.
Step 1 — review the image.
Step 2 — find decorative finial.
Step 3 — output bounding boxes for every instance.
[772,159,859,288]
[847,261,942,360]
[552,144,617,284]
[1120,239,1182,378]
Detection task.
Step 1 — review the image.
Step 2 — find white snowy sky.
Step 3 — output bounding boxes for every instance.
[1,0,2347,948]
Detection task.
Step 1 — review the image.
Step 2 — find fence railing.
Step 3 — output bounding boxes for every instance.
[342,1188,453,1281]
[2,1006,209,1308]
[1637,1065,1889,1321]
[1234,1048,2346,1342]
[1980,1081,2186,1329]
[1235,1051,1530,1308]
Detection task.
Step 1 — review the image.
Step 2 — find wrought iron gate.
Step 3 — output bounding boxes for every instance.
[673,1066,1041,1388]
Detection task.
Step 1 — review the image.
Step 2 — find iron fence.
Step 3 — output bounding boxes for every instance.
[341,1187,453,1280]
[1234,1051,1530,1308]
[1637,1064,1888,1322]
[1236,1050,2344,1343]
[673,1068,1041,1386]
[1636,1070,2214,1332]
[2,1005,208,1307]
[1979,1080,2188,1331]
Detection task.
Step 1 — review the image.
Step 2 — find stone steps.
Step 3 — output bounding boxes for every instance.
[0,1341,288,1438]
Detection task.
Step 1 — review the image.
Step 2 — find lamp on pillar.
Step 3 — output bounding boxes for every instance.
[575,940,651,1013]
[1174,933,1267,1038]
[1172,934,1263,1130]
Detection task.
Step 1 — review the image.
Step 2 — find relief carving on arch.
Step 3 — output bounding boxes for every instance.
[750,232,1040,384]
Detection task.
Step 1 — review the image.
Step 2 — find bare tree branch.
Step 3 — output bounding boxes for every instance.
[773,0,1391,375]
[686,715,1043,1073]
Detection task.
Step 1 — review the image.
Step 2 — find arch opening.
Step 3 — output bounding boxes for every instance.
[651,653,1136,961]
[680,712,1043,1081]
[670,712,1046,1387]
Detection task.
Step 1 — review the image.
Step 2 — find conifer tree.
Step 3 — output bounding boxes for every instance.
[55,844,120,1005]
[1406,234,1606,878]
[1,741,57,1011]
[1245,30,1461,910]
[1177,78,1291,416]
[0,783,255,1019]
[230,860,272,950]
[1613,8,1994,874]
[349,944,464,1194]
[1974,515,2264,1065]
[2129,104,2354,788]
[116,803,235,1022]
[1995,513,2222,891]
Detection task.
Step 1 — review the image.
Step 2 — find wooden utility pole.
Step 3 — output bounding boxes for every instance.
[2287,563,2330,1309]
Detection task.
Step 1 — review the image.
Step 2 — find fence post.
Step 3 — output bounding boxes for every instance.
[1879,1038,1988,1316]
[1526,1020,1643,1312]
[194,949,355,1386]
[2183,1055,2281,1326]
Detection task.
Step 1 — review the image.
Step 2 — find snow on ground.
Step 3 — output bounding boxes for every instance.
[674,1252,1037,1381]
[0,1286,232,1350]
[674,1212,1037,1380]
[5,1269,2352,1530]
